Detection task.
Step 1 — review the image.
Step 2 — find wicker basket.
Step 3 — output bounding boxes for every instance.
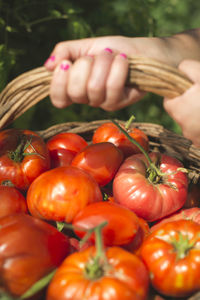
[0,56,200,299]
[0,56,199,185]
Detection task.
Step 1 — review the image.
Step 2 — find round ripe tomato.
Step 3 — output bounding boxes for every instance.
[49,148,76,168]
[72,201,140,246]
[71,142,124,187]
[0,129,50,190]
[92,121,149,158]
[0,185,27,218]
[27,166,103,223]
[47,246,149,300]
[123,217,150,254]
[113,152,188,222]
[140,219,200,297]
[0,213,70,297]
[47,132,88,168]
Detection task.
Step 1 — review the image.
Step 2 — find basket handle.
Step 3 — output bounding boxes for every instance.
[0,56,193,130]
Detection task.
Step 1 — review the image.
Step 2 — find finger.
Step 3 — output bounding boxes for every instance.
[100,87,146,111]
[67,56,94,104]
[178,59,200,84]
[50,60,72,108]
[87,48,114,107]
[99,53,129,110]
[44,38,94,70]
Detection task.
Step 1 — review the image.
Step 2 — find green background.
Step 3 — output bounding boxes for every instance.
[0,0,200,133]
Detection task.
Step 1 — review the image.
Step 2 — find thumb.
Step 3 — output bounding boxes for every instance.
[44,38,95,70]
[178,59,200,84]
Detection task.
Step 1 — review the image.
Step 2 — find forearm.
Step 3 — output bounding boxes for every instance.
[129,28,200,67]
[163,28,200,66]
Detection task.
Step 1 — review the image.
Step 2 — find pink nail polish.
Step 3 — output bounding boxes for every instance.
[104,48,113,53]
[44,55,56,65]
[49,55,56,61]
[60,63,70,71]
[120,53,127,59]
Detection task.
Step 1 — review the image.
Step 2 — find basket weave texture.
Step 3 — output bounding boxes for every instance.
[0,56,199,183]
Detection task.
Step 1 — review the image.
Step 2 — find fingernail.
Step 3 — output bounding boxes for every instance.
[60,63,70,71]
[44,55,56,65]
[104,48,113,53]
[119,53,127,59]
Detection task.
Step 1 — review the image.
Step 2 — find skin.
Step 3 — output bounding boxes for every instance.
[44,29,200,147]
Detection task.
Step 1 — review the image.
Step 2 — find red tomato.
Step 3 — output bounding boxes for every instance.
[71,142,124,186]
[92,121,149,158]
[123,217,150,254]
[49,148,76,168]
[27,166,103,223]
[151,207,200,231]
[113,152,188,222]
[0,213,70,297]
[0,185,27,218]
[140,219,200,297]
[47,132,88,168]
[47,246,149,300]
[0,129,50,190]
[72,201,140,246]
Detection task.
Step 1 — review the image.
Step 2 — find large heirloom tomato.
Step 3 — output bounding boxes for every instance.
[0,213,70,297]
[0,185,27,218]
[92,121,149,158]
[47,132,88,168]
[71,142,124,186]
[113,152,188,222]
[72,201,140,246]
[27,166,103,223]
[47,246,149,300]
[140,219,200,298]
[0,129,50,190]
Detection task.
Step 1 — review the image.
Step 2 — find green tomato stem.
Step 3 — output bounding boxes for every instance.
[112,119,152,165]
[111,119,169,183]
[21,269,56,299]
[125,115,135,130]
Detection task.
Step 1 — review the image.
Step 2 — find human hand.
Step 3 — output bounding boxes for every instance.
[45,34,179,110]
[44,36,149,110]
[163,60,200,147]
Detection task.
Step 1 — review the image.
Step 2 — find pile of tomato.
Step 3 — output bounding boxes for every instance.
[0,120,200,300]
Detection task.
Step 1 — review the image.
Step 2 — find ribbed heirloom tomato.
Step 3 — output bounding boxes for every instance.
[47,246,149,300]
[140,219,200,298]
[113,152,188,222]
[0,128,50,190]
[27,165,103,223]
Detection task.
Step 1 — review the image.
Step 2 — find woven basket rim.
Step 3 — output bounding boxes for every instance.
[0,56,199,182]
[35,119,200,183]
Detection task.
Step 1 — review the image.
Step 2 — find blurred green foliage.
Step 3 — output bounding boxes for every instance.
[0,0,200,132]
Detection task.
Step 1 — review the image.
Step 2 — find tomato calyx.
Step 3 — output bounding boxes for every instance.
[170,232,197,260]
[8,135,43,162]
